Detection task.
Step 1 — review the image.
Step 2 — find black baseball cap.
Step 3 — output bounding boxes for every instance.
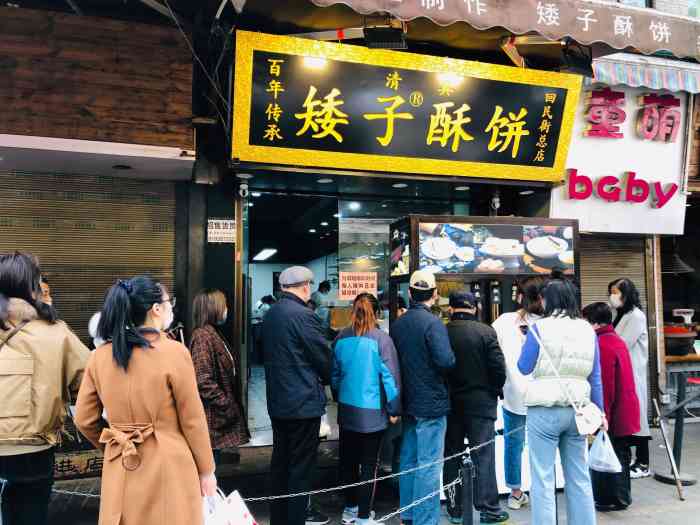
[449,290,477,309]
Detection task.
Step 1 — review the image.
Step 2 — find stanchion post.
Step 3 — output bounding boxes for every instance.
[461,452,474,525]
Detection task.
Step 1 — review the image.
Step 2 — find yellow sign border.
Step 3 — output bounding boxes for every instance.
[232,30,582,182]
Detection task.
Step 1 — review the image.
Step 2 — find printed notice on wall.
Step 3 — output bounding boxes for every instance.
[338,272,378,301]
[207,219,236,244]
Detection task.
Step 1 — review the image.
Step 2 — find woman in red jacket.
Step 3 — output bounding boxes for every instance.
[583,302,641,511]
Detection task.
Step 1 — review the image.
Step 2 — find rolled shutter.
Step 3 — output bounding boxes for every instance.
[0,170,176,343]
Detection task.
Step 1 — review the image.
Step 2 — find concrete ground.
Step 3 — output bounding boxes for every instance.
[53,422,700,524]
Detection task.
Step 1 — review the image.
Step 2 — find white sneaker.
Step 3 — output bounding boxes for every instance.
[630,464,650,479]
[342,507,358,524]
[507,492,529,510]
[319,420,332,439]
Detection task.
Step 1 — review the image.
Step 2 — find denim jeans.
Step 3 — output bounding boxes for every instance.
[399,415,446,525]
[503,408,527,490]
[527,406,596,525]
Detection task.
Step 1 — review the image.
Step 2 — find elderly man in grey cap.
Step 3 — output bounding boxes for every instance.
[261,265,331,525]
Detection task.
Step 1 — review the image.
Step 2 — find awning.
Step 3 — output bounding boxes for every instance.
[310,0,700,60]
[592,52,700,93]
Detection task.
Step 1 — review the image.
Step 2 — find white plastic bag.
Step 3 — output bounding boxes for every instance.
[225,490,258,525]
[589,431,622,473]
[202,489,230,525]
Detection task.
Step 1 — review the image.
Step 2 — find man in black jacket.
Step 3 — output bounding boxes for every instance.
[262,266,331,525]
[443,290,508,524]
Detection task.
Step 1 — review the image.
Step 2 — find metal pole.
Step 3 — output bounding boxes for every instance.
[672,373,687,471]
[461,452,474,525]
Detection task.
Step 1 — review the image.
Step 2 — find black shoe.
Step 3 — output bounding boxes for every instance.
[446,506,463,524]
[480,510,510,523]
[306,508,330,525]
[596,503,628,512]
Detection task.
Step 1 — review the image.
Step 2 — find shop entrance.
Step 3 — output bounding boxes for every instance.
[237,172,551,446]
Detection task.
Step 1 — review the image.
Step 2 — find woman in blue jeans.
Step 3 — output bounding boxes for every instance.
[517,279,606,525]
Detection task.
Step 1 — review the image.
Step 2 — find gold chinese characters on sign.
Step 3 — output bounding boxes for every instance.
[233,31,582,182]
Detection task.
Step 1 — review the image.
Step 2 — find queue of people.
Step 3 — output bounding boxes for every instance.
[0,249,651,525]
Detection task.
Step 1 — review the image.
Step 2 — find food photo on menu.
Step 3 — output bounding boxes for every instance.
[418,222,576,276]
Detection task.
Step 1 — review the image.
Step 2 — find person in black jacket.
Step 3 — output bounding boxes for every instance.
[261,266,332,525]
[443,290,508,524]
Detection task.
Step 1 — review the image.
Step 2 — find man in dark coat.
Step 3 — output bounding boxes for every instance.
[583,301,641,512]
[261,266,331,525]
[391,270,455,525]
[443,290,508,524]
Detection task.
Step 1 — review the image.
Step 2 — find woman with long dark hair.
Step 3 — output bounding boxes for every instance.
[74,276,216,525]
[608,277,650,478]
[0,252,90,525]
[518,279,604,525]
[332,293,401,525]
[190,288,249,463]
[492,276,546,510]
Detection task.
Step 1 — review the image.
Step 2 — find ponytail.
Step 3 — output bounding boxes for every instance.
[98,276,163,370]
[351,293,380,336]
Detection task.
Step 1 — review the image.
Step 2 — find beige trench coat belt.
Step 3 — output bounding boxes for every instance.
[99,423,155,471]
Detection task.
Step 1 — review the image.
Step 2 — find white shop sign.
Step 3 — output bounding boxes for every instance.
[207,219,236,244]
[550,85,688,235]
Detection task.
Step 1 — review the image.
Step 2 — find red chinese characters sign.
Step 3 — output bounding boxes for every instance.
[636,94,681,143]
[339,272,378,301]
[584,88,626,139]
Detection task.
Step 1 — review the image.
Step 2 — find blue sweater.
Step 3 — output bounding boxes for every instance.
[332,327,402,433]
[518,325,604,410]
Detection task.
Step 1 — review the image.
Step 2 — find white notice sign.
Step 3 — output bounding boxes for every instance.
[207,219,236,244]
[338,272,378,301]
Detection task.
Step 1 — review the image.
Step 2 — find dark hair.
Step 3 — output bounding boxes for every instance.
[40,275,49,284]
[397,295,408,310]
[98,276,165,370]
[262,295,276,305]
[608,278,642,315]
[542,279,580,319]
[409,287,434,303]
[582,302,613,326]
[319,281,331,293]
[517,276,546,317]
[550,267,566,280]
[352,293,380,336]
[0,252,58,330]
[192,288,227,329]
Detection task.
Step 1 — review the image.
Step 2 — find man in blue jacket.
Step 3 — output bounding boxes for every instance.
[391,270,455,525]
[262,266,331,525]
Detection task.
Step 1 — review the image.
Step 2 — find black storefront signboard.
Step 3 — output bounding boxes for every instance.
[232,31,582,182]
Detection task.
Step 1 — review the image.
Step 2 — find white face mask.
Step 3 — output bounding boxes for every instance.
[162,308,174,331]
[609,294,623,309]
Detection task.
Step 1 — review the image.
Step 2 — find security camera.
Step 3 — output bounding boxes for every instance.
[491,194,501,211]
[239,183,249,199]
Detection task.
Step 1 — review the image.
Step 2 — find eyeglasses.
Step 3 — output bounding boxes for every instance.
[162,297,177,308]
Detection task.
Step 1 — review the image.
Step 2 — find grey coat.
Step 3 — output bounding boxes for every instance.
[615,307,650,437]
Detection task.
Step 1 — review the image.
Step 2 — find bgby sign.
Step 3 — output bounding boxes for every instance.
[567,169,679,209]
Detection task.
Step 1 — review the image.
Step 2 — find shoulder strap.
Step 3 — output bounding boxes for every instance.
[0,320,30,352]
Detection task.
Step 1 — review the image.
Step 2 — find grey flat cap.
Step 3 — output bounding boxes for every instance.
[279,266,314,287]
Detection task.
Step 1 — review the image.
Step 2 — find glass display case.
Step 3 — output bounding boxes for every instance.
[389,215,580,324]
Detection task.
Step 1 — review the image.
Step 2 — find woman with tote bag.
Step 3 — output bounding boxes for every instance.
[517,279,605,525]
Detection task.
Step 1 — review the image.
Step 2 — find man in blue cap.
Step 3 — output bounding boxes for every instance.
[443,290,508,524]
[262,265,331,525]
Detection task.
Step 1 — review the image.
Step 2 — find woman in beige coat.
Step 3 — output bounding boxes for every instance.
[75,276,216,525]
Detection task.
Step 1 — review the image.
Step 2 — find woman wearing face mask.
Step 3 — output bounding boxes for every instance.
[75,277,216,525]
[492,276,546,511]
[608,278,650,479]
[190,289,249,464]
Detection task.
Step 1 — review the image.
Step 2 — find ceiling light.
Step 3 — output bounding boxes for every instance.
[303,56,328,69]
[309,228,317,233]
[317,178,334,184]
[392,183,408,189]
[334,213,341,218]
[253,248,277,261]
[519,190,535,196]
[437,72,463,88]
[251,192,262,197]
[236,173,253,180]
[455,186,470,191]
[381,204,388,208]
[687,204,692,207]
[349,202,361,211]
[321,222,329,226]
[248,202,254,207]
